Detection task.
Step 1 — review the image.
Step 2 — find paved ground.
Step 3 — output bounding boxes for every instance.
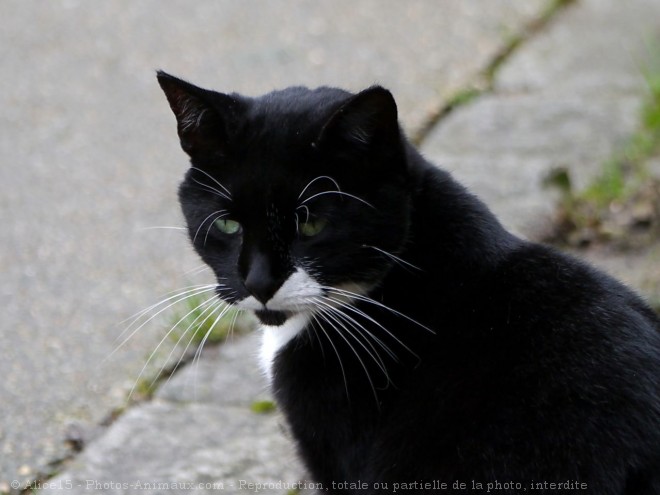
[2,0,660,493]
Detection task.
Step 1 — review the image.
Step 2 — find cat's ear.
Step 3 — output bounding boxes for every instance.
[315,86,401,152]
[157,71,242,159]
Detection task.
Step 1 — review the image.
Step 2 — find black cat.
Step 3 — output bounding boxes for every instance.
[157,71,660,494]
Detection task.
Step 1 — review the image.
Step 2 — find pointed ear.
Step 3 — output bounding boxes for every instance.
[156,71,242,159]
[316,86,401,151]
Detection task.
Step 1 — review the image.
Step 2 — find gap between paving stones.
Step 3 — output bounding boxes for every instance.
[412,0,578,146]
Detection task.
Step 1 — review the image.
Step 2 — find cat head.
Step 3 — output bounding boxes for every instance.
[157,71,412,326]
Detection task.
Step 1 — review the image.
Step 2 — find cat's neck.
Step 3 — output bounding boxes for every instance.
[374,150,520,325]
[407,150,518,278]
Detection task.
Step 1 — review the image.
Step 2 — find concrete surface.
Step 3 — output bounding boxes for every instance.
[41,334,307,495]
[0,0,550,486]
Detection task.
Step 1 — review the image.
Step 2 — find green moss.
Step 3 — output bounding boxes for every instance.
[580,159,629,207]
[411,85,485,146]
[169,293,239,347]
[130,375,159,402]
[485,0,577,84]
[449,87,482,108]
[250,400,277,414]
[123,293,246,406]
[414,0,576,146]
[548,44,660,247]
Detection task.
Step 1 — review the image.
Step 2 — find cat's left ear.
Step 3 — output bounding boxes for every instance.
[315,86,401,153]
[157,71,242,159]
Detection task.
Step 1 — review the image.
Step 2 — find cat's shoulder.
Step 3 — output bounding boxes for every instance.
[490,241,660,366]
[497,241,656,321]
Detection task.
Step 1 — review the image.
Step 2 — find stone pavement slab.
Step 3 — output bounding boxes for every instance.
[1,0,547,484]
[41,333,307,495]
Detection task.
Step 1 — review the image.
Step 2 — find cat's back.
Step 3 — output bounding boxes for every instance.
[462,242,660,489]
[379,237,660,491]
[494,241,660,354]
[486,242,660,418]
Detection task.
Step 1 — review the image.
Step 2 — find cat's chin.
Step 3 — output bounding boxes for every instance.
[255,309,291,326]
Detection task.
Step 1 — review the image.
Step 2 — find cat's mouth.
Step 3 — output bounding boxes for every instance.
[255,309,292,326]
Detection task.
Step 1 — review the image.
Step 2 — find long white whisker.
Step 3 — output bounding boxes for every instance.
[203,211,230,246]
[191,167,233,199]
[117,284,215,329]
[137,226,188,232]
[307,317,327,360]
[297,175,342,201]
[301,190,375,209]
[319,295,401,362]
[295,204,311,224]
[313,302,379,404]
[314,298,391,362]
[120,285,217,331]
[313,299,391,384]
[321,293,418,362]
[183,264,211,277]
[192,303,232,368]
[362,245,422,272]
[192,304,234,398]
[311,312,350,402]
[325,287,435,335]
[155,296,221,389]
[110,285,218,357]
[192,178,231,202]
[226,307,242,342]
[126,291,216,402]
[192,210,227,245]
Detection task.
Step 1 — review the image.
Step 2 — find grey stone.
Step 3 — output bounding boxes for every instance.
[40,333,307,495]
[155,333,272,407]
[41,401,305,495]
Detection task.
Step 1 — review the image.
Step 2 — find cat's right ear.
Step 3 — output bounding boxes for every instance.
[313,86,404,167]
[156,71,242,159]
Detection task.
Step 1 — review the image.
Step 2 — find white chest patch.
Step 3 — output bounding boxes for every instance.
[259,312,311,382]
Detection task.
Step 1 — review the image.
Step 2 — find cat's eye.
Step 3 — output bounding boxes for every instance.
[214,218,241,235]
[298,218,327,237]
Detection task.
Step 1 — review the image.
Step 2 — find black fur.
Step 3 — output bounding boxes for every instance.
[157,71,660,494]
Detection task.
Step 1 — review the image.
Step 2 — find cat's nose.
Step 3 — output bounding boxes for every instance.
[245,276,279,305]
[243,253,281,304]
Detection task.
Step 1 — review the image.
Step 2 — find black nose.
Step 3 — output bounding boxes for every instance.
[243,253,281,304]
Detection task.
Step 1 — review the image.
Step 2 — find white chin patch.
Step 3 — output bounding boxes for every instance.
[242,267,369,383]
[245,267,322,382]
[259,312,311,382]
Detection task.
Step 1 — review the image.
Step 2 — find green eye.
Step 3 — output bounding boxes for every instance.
[299,218,327,237]
[214,218,241,235]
